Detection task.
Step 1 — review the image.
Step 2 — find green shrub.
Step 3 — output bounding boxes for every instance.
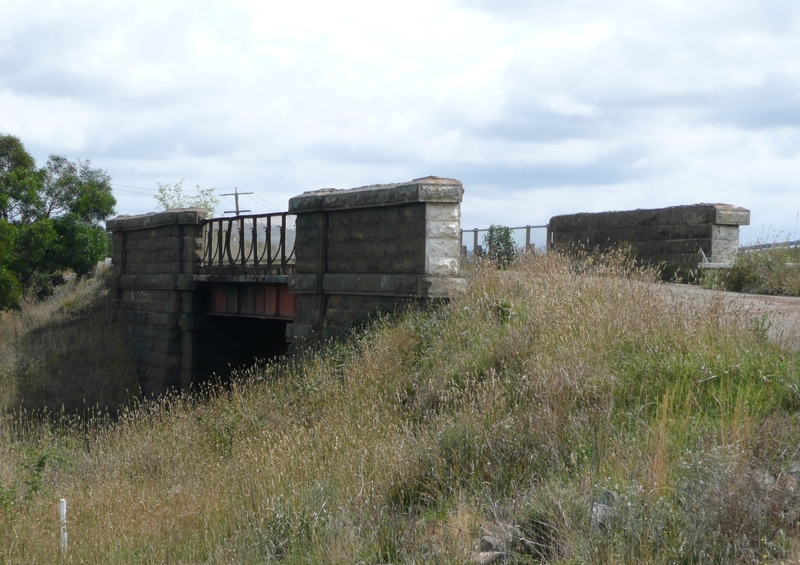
[482,224,517,268]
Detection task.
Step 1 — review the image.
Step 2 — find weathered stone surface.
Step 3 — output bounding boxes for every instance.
[287,179,464,342]
[548,203,750,272]
[287,274,318,293]
[714,205,751,226]
[107,209,206,397]
[106,208,206,231]
[288,176,463,213]
[590,502,614,532]
[111,184,465,390]
[480,536,505,552]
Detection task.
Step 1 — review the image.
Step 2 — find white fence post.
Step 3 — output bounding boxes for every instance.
[59,498,67,556]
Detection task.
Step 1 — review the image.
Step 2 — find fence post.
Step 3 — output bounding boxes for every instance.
[59,498,67,556]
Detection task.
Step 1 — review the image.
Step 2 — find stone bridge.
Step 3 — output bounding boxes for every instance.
[108,173,751,398]
[106,177,465,397]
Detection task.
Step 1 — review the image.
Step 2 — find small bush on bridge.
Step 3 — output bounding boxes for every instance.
[481,224,518,268]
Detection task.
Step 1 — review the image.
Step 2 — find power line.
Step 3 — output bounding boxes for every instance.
[112,187,153,194]
[220,187,253,215]
[111,186,158,192]
[114,191,153,197]
[216,186,283,213]
[249,192,281,213]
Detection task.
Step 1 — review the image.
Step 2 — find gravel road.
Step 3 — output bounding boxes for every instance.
[662,284,800,351]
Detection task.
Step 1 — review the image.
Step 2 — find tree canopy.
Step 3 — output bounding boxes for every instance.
[0,134,116,308]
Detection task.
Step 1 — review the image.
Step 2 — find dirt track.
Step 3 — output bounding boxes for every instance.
[662,284,800,351]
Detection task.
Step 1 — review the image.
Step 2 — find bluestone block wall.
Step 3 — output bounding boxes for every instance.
[106,209,207,397]
[547,203,750,272]
[286,176,465,342]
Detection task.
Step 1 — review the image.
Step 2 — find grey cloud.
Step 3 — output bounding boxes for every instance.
[444,151,649,191]
[87,119,247,160]
[456,0,593,19]
[458,0,800,30]
[706,76,800,130]
[0,23,107,98]
[472,110,612,143]
[0,67,113,99]
[601,76,800,130]
[303,142,411,166]
[472,72,800,149]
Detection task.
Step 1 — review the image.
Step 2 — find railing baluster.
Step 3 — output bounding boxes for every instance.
[266,215,273,272]
[216,220,223,267]
[224,219,234,265]
[250,217,258,267]
[199,212,296,275]
[280,214,287,274]
[238,217,245,267]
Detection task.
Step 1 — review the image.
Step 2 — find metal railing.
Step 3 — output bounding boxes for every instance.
[740,239,800,252]
[200,212,296,275]
[461,224,549,255]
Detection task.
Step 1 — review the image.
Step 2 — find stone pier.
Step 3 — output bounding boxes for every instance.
[286,176,465,343]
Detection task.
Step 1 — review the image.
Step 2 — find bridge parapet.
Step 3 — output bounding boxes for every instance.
[286,176,466,342]
[548,203,750,276]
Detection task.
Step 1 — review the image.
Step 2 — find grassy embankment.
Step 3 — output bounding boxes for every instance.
[2,253,800,563]
[0,274,140,416]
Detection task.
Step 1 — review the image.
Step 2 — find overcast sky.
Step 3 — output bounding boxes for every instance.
[2,0,799,244]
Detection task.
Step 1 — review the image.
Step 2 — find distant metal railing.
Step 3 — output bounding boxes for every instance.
[460,224,549,256]
[200,212,296,275]
[740,239,800,252]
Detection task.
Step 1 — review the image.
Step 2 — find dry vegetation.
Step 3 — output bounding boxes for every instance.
[704,245,800,296]
[2,253,800,563]
[0,273,140,416]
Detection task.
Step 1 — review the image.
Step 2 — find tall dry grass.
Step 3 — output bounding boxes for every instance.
[1,253,799,563]
[0,275,140,417]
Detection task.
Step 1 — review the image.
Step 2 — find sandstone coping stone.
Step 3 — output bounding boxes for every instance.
[288,176,463,212]
[106,208,207,231]
[549,203,750,232]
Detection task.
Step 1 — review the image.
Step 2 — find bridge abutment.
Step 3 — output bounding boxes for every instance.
[106,209,207,397]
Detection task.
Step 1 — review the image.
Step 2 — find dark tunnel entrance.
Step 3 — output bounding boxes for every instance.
[192,315,289,386]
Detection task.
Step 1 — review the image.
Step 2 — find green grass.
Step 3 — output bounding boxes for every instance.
[2,254,800,563]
